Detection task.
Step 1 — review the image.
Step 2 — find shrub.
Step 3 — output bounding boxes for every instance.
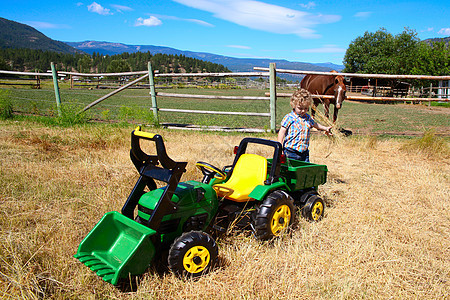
[401,129,450,159]
[0,90,14,119]
[118,105,157,126]
[56,103,90,126]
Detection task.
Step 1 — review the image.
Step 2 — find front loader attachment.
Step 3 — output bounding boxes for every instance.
[74,211,157,285]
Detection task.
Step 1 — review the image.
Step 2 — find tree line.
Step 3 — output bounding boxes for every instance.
[0,48,231,74]
[343,28,450,80]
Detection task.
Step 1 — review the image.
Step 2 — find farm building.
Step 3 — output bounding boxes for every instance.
[347,77,410,97]
[438,80,450,99]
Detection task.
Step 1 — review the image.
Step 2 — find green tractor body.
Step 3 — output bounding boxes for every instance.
[136,180,218,244]
[75,128,328,285]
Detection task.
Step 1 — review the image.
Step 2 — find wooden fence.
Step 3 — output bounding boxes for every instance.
[64,63,276,131]
[0,63,67,116]
[255,67,450,103]
[1,63,449,131]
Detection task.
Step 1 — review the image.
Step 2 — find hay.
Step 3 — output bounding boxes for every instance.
[0,121,449,299]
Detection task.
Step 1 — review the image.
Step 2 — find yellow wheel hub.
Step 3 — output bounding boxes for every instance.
[270,204,291,236]
[183,246,210,274]
[311,201,323,221]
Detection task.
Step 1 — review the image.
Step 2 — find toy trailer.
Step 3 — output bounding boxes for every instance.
[278,159,328,221]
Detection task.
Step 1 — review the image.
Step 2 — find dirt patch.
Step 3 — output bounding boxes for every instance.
[339,127,450,137]
[395,103,450,115]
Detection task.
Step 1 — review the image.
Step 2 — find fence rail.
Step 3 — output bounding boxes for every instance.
[253,67,450,80]
[0,70,58,77]
[58,70,150,77]
[156,92,270,101]
[156,108,270,117]
[157,71,269,78]
[270,93,445,102]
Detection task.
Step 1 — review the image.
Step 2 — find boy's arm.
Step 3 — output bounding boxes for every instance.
[313,122,332,136]
[277,126,287,145]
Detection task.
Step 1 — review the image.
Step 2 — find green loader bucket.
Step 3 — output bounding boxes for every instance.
[74,211,157,285]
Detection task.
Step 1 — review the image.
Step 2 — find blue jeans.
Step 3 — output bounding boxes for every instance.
[284,148,310,162]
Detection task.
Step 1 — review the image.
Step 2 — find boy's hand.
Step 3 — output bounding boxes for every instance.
[324,126,333,137]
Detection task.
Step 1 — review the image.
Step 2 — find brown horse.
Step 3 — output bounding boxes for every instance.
[300,70,346,123]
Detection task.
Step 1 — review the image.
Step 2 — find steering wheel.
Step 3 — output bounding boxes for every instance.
[196,161,227,181]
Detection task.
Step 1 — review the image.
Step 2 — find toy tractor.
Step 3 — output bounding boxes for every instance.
[75,127,327,285]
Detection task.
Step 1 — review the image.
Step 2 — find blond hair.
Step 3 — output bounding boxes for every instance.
[290,88,312,109]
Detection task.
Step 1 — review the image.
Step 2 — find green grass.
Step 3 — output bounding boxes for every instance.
[0,89,14,119]
[2,86,449,136]
[430,101,450,108]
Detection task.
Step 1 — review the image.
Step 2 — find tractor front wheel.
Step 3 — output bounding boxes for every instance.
[254,190,296,240]
[301,195,325,221]
[168,231,218,278]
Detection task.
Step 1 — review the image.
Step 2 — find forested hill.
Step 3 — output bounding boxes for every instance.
[0,17,230,74]
[0,48,231,74]
[0,17,80,54]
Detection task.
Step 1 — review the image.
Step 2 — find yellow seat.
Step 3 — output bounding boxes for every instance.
[213,154,267,202]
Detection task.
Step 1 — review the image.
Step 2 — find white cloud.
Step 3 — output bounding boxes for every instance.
[299,2,316,10]
[88,2,112,15]
[135,16,163,27]
[111,4,133,13]
[185,18,214,27]
[354,11,372,19]
[153,14,214,27]
[420,27,433,33]
[438,28,450,35]
[295,45,346,53]
[173,0,340,38]
[227,45,251,49]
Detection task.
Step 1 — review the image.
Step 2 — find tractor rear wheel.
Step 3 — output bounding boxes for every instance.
[254,190,296,240]
[168,231,218,278]
[301,195,325,221]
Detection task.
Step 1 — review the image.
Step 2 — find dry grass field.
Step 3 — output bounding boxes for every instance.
[0,120,449,299]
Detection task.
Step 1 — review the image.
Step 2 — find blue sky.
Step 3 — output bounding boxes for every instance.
[1,0,449,65]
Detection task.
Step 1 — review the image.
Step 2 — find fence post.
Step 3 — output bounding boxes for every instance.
[51,62,62,117]
[428,83,433,107]
[269,63,277,133]
[148,62,159,124]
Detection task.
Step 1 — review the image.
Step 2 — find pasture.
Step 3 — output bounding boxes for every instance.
[2,86,450,135]
[0,115,449,299]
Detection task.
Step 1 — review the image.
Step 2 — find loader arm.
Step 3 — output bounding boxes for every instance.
[122,127,187,231]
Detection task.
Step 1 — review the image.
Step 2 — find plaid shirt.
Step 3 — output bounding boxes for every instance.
[280,111,315,152]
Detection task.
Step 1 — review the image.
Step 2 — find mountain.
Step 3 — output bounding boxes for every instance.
[66,41,343,77]
[423,36,450,47]
[0,17,81,54]
[314,62,344,71]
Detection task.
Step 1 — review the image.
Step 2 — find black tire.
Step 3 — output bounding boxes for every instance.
[168,231,218,278]
[294,189,318,206]
[254,190,296,240]
[301,195,325,222]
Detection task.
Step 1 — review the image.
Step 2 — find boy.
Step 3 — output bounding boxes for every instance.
[277,88,332,162]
